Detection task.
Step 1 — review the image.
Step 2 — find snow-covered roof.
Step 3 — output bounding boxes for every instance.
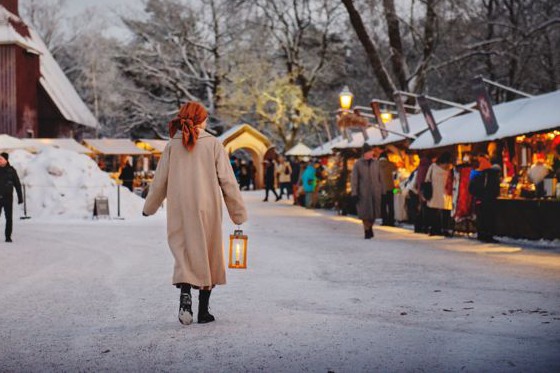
[367,104,476,146]
[310,136,342,157]
[83,139,150,155]
[31,27,99,130]
[22,138,92,154]
[137,139,168,153]
[218,124,271,147]
[332,126,382,150]
[410,90,560,150]
[0,134,29,151]
[0,4,98,130]
[285,142,312,156]
[0,6,40,53]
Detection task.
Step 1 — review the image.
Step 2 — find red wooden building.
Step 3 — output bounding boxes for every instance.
[0,0,98,139]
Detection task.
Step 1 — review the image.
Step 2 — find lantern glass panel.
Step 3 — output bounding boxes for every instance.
[339,86,353,111]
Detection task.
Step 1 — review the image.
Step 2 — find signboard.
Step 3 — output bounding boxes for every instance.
[472,76,499,135]
[417,95,442,144]
[370,101,388,139]
[393,92,410,133]
[93,196,110,218]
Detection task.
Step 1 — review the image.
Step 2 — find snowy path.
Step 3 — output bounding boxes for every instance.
[1,191,559,372]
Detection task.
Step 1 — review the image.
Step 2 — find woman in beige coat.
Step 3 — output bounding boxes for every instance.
[425,152,453,236]
[143,102,247,325]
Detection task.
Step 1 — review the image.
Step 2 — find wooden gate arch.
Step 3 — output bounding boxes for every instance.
[218,124,271,189]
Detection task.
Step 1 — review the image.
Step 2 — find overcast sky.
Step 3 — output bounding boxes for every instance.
[61,0,144,17]
[20,0,146,39]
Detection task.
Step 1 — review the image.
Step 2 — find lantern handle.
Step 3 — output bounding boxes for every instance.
[234,226,243,236]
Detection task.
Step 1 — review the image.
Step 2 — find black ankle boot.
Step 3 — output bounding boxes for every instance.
[198,290,215,324]
[364,228,374,239]
[178,285,193,325]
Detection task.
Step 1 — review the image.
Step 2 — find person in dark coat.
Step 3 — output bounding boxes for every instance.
[262,159,280,202]
[469,153,501,243]
[289,156,301,205]
[248,160,257,190]
[0,152,23,242]
[379,151,397,226]
[351,145,383,239]
[239,160,250,190]
[414,152,433,233]
[119,157,135,192]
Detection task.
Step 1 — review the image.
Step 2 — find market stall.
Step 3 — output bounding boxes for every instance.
[134,138,169,170]
[285,142,312,157]
[83,138,151,190]
[410,89,560,239]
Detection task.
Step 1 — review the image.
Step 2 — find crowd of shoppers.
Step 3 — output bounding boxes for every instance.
[401,150,502,243]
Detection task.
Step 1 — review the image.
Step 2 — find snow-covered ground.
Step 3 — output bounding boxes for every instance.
[0,191,559,372]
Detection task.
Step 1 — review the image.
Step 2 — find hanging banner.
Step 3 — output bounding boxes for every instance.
[417,95,442,144]
[370,101,388,139]
[393,92,410,133]
[472,76,499,135]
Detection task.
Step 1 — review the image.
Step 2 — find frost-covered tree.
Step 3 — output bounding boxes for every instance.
[116,0,250,135]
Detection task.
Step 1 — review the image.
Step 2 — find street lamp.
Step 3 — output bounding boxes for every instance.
[380,111,393,124]
[339,86,353,111]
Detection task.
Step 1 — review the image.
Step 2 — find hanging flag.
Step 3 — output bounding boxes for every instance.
[370,101,388,139]
[417,95,442,144]
[472,76,499,135]
[393,92,410,133]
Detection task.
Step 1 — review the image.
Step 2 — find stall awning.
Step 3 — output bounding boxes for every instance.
[411,90,560,150]
[83,139,150,155]
[332,130,369,150]
[0,134,29,151]
[285,142,312,156]
[23,138,93,154]
[137,139,168,153]
[310,137,342,157]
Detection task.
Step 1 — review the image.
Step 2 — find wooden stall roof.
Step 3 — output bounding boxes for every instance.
[83,139,150,155]
[23,138,92,154]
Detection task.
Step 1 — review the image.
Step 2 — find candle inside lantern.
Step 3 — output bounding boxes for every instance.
[235,242,241,265]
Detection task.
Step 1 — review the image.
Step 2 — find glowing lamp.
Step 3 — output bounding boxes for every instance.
[229,229,248,269]
[339,86,354,111]
[380,112,393,124]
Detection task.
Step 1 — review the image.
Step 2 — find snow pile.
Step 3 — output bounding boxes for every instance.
[8,148,146,220]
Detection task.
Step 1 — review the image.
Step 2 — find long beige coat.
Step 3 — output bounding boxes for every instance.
[143,130,247,287]
[426,163,452,211]
[351,158,383,221]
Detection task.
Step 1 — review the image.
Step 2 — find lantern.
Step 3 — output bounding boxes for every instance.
[339,85,353,111]
[228,229,248,269]
[380,111,393,124]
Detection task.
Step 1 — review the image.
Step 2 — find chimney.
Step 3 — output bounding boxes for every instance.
[0,0,19,16]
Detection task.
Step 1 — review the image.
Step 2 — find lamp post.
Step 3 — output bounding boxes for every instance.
[339,86,354,111]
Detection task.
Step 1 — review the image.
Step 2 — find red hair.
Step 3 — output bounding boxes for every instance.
[168,102,208,151]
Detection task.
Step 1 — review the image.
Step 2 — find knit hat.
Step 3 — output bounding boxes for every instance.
[0,152,8,161]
